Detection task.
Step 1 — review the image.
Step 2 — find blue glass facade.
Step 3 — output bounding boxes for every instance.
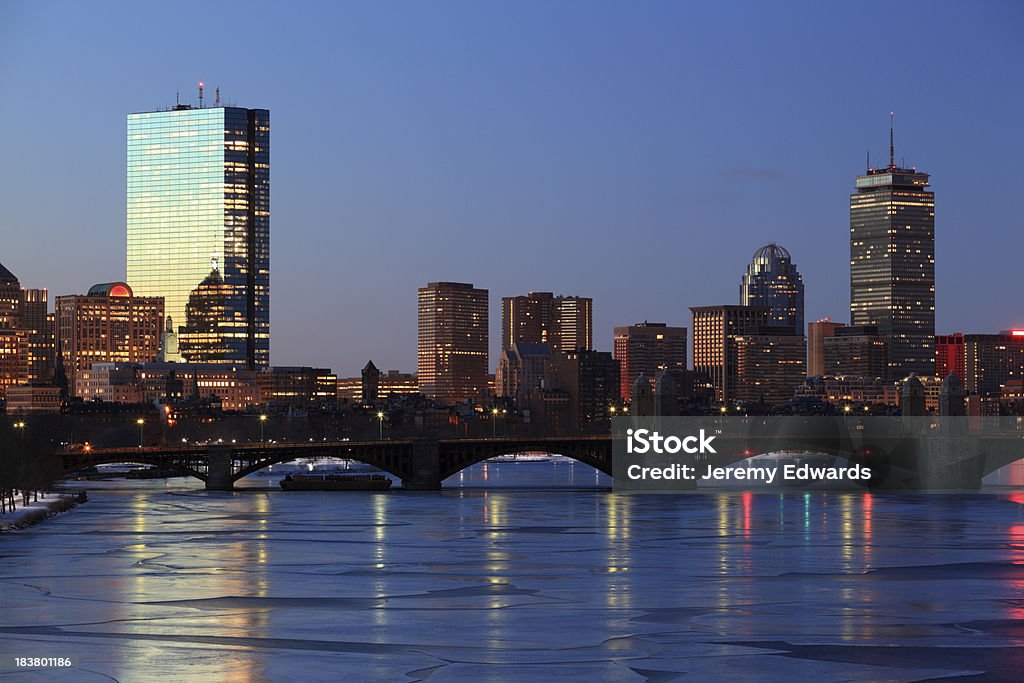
[127,105,269,369]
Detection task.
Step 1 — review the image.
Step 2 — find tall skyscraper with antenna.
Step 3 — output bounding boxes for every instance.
[127,85,270,369]
[850,114,935,380]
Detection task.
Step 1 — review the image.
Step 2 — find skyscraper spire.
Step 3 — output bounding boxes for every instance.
[889,111,895,167]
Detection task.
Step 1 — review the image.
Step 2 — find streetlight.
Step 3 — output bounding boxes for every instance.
[259,414,268,442]
[376,411,386,440]
[492,408,499,437]
[14,421,26,441]
[136,418,145,448]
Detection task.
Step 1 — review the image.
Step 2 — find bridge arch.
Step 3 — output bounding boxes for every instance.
[436,437,612,483]
[230,450,408,483]
[64,454,208,482]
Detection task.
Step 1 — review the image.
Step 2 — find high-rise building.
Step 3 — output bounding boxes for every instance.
[613,322,687,401]
[127,96,270,370]
[690,305,770,403]
[850,116,935,380]
[740,244,805,332]
[0,264,55,393]
[734,328,807,405]
[0,262,22,397]
[501,292,592,352]
[418,282,489,404]
[56,282,164,397]
[935,333,966,380]
[0,261,19,329]
[964,331,1024,396]
[823,325,888,379]
[807,319,846,377]
[19,289,55,384]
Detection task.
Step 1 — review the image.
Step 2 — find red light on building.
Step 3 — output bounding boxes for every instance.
[109,284,130,297]
[1012,330,1024,337]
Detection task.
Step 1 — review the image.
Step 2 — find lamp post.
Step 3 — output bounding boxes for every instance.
[492,408,499,437]
[376,411,386,440]
[259,414,268,442]
[136,418,145,449]
[14,421,26,441]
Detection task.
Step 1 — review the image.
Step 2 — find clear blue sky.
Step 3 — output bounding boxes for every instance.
[1,1,1022,377]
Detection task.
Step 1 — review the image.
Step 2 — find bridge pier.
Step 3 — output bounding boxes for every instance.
[205,446,235,491]
[402,440,442,490]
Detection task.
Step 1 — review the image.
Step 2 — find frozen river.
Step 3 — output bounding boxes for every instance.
[3,461,1024,681]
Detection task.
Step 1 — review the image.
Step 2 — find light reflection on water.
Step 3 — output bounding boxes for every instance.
[2,461,1024,680]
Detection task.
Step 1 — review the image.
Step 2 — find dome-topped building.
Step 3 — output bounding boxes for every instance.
[740,243,805,333]
[179,263,237,364]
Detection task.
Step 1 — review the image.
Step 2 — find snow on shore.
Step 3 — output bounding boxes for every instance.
[0,493,81,532]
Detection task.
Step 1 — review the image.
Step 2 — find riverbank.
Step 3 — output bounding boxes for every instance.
[0,492,84,532]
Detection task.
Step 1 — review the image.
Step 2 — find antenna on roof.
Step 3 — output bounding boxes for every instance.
[215,86,221,107]
[176,90,180,107]
[889,111,895,167]
[866,150,870,172]
[198,81,205,108]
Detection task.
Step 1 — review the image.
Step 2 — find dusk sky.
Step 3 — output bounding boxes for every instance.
[1,1,1022,377]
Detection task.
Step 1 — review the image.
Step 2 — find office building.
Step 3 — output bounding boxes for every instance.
[823,325,888,379]
[337,369,418,403]
[501,292,592,352]
[690,305,770,403]
[936,333,966,380]
[964,331,1024,396]
[740,243,805,332]
[613,322,687,401]
[127,96,270,369]
[807,319,846,377]
[496,342,551,411]
[850,117,935,379]
[418,282,489,404]
[796,375,889,407]
[540,350,619,433]
[80,361,261,411]
[258,367,337,411]
[55,282,164,397]
[734,328,807,405]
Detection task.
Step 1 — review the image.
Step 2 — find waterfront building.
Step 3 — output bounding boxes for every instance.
[740,244,805,332]
[501,292,592,352]
[734,328,807,405]
[127,97,269,369]
[850,116,935,379]
[418,282,489,404]
[690,305,770,403]
[540,350,619,433]
[55,283,163,397]
[613,322,687,402]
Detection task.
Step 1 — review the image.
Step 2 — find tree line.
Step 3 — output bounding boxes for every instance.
[0,422,64,514]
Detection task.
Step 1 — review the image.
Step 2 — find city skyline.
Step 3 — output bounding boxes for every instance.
[1,2,1022,377]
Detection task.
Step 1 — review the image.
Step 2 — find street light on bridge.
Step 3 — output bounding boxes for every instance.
[376,411,387,440]
[136,418,145,449]
[14,421,26,440]
[259,414,268,442]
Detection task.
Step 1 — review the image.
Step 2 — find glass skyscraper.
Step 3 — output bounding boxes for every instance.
[127,102,269,369]
[739,243,804,333]
[850,124,934,380]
